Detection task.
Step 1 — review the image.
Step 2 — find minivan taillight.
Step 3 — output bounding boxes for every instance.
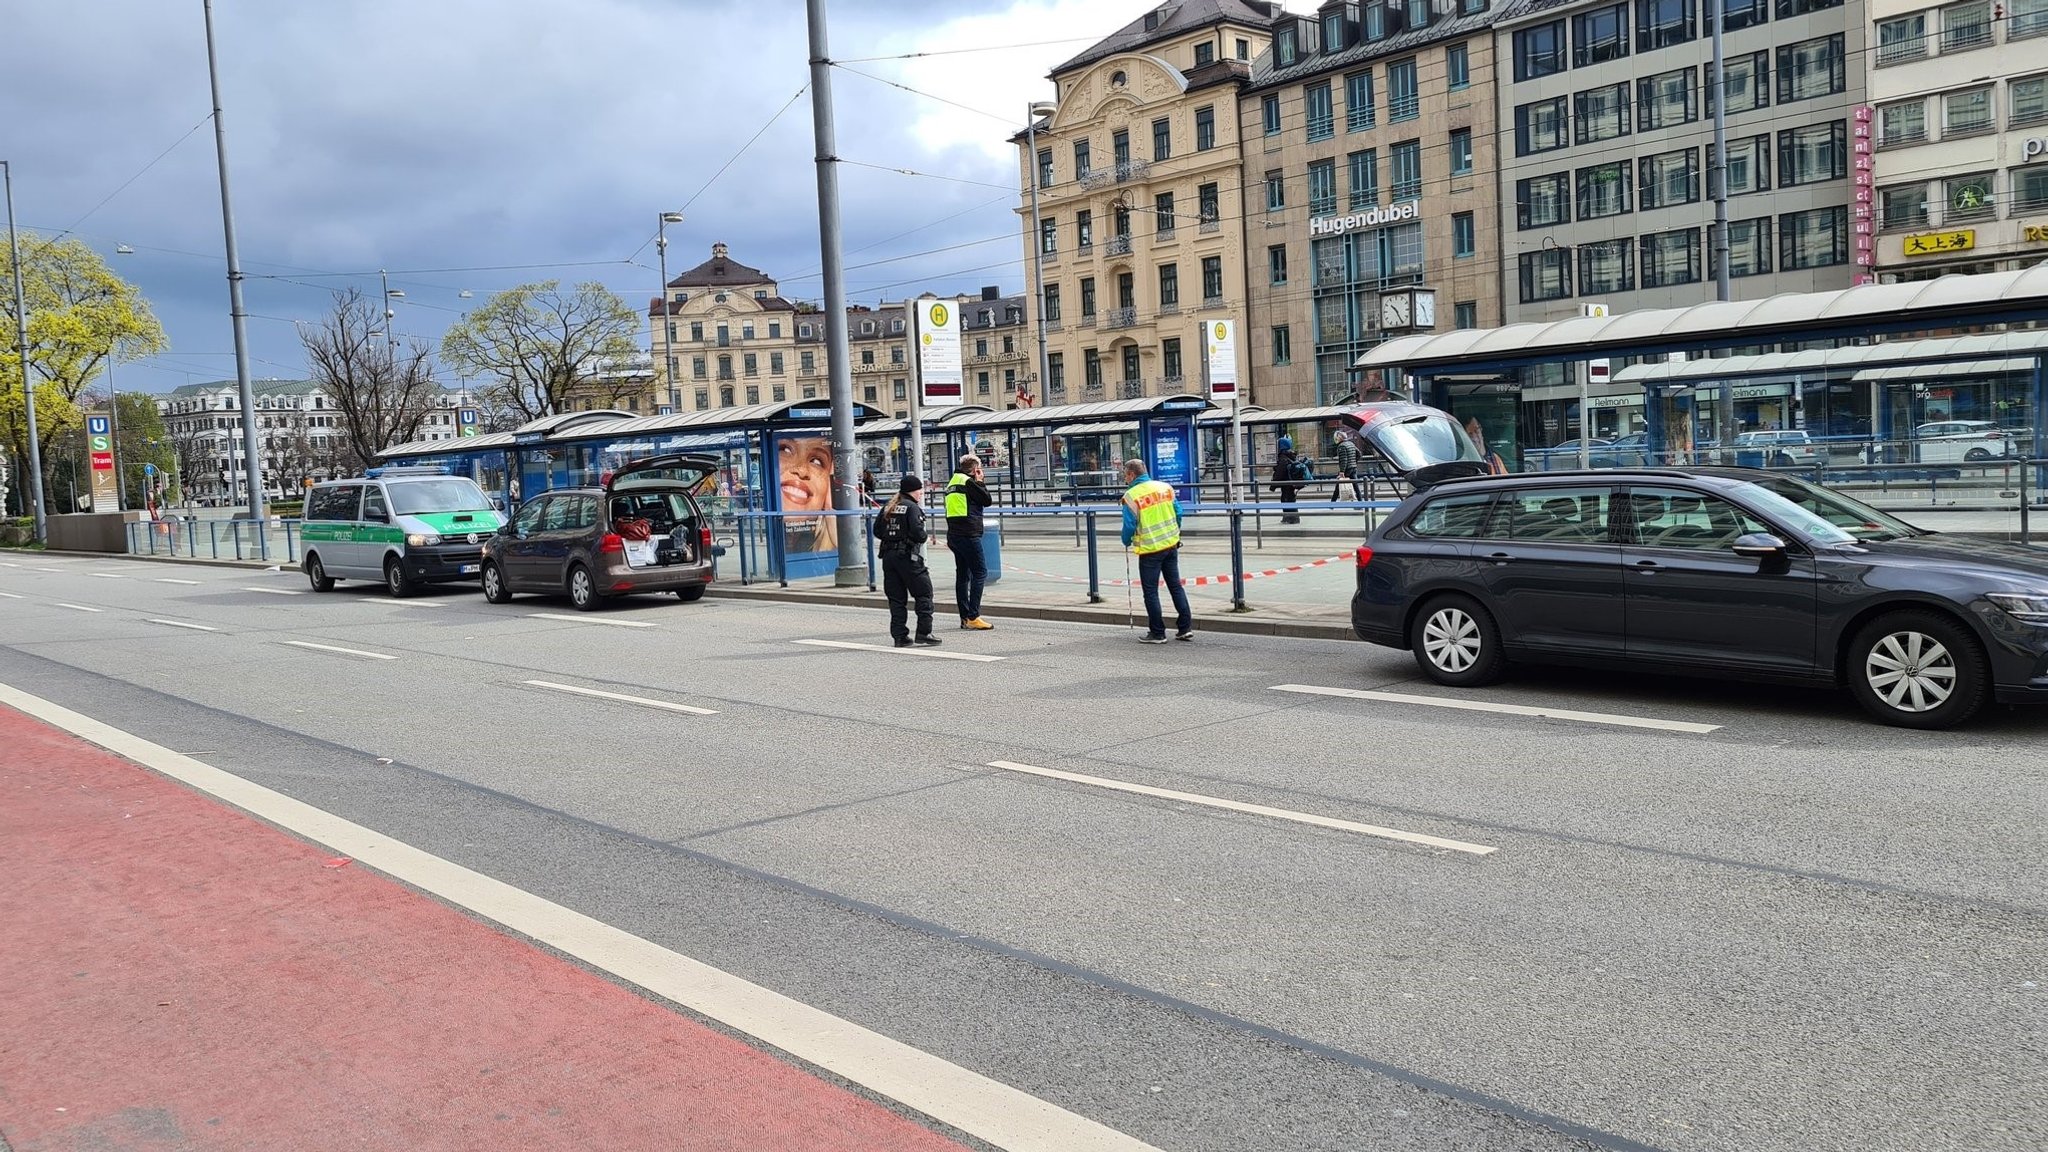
[1355,545,1374,568]
[599,533,625,555]
[700,526,713,553]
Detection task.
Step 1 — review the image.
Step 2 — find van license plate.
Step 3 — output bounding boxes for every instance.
[459,564,479,574]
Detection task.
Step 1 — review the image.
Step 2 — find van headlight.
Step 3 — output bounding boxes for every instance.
[1985,593,2048,623]
[406,533,442,547]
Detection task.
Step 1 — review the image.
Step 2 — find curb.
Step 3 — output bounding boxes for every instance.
[703,584,1355,641]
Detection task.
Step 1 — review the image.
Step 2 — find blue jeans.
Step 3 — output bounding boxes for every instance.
[949,535,986,620]
[1137,546,1192,638]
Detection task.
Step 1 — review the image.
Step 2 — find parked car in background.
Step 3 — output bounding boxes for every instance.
[1912,420,2023,464]
[1733,429,1820,467]
[1523,437,1649,471]
[481,454,721,611]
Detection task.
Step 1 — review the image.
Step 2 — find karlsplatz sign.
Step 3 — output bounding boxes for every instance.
[1309,201,1420,237]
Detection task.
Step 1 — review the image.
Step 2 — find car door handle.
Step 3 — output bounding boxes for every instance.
[1632,559,1662,573]
[1486,551,1513,565]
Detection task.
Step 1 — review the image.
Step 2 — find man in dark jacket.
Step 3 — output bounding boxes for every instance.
[877,474,940,647]
[1272,437,1308,524]
[944,454,994,630]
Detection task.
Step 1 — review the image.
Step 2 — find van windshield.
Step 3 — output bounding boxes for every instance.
[388,478,493,515]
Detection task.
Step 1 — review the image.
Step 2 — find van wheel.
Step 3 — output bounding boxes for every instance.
[481,562,512,604]
[675,584,706,603]
[1847,611,1988,729]
[384,557,414,599]
[1411,593,1504,687]
[568,564,601,611]
[305,553,335,592]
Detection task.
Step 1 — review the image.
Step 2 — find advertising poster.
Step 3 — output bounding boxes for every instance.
[917,298,963,407]
[1151,423,1193,486]
[1204,320,1238,400]
[773,430,838,557]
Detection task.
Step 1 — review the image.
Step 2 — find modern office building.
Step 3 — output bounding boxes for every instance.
[1241,0,1506,409]
[1015,0,1281,407]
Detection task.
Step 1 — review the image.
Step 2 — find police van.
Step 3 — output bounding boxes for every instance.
[300,470,505,597]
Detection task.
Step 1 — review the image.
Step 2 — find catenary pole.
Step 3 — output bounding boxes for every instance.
[1710,0,1734,454]
[203,0,264,527]
[4,161,47,542]
[806,0,864,585]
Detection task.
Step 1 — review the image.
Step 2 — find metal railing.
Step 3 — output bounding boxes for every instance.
[125,516,299,563]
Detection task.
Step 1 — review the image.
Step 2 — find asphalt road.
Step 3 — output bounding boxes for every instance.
[2,553,2043,1152]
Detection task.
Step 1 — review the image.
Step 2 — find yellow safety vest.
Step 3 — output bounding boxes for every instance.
[944,472,969,520]
[1124,479,1181,555]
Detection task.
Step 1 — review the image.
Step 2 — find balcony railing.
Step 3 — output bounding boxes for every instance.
[1079,158,1152,189]
[1115,379,1143,399]
[1107,234,1133,256]
[1079,313,1098,328]
[1105,307,1138,329]
[1159,375,1186,393]
[1201,294,1226,309]
[1156,225,1176,241]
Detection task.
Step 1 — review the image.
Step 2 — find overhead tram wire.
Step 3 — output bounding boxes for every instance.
[834,34,1101,64]
[622,84,811,265]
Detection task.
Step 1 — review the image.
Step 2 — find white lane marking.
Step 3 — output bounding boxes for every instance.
[528,612,657,629]
[33,567,63,573]
[1269,684,1721,735]
[385,600,445,608]
[242,587,303,596]
[155,578,203,586]
[0,561,17,567]
[56,603,104,613]
[983,760,1496,856]
[795,638,1005,663]
[88,572,127,579]
[0,591,22,599]
[149,619,219,632]
[0,681,1160,1152]
[523,680,718,716]
[283,640,397,661]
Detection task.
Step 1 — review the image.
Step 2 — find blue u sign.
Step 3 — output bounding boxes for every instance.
[87,416,111,436]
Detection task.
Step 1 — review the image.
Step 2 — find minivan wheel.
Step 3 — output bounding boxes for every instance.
[481,562,512,604]
[1411,594,1504,687]
[1847,611,1989,729]
[675,583,706,603]
[568,564,601,611]
[384,556,414,599]
[305,554,335,592]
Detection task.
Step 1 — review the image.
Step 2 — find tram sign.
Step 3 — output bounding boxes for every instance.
[1203,319,1238,400]
[914,298,963,408]
[457,407,479,436]
[87,412,119,508]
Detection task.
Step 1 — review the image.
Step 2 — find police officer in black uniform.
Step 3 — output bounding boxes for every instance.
[878,474,940,648]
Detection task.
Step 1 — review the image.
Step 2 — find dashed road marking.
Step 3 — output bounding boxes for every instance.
[243,587,303,596]
[523,680,718,716]
[794,639,1005,663]
[149,618,219,632]
[528,612,658,629]
[1269,684,1722,734]
[0,591,22,599]
[982,760,1497,856]
[156,578,203,586]
[56,603,104,613]
[283,640,396,661]
[88,572,127,579]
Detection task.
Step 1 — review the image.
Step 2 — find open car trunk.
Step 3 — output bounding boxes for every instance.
[605,454,718,570]
[1338,402,1493,490]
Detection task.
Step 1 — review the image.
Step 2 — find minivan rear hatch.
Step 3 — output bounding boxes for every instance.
[605,453,719,492]
[1339,402,1491,489]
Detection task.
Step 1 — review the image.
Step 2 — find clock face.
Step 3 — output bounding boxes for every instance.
[1380,292,1411,328]
[1413,292,1436,329]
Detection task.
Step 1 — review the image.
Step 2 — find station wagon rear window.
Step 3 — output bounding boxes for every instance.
[1408,491,1494,537]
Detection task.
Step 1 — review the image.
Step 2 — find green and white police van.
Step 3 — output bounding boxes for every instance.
[300,471,506,597]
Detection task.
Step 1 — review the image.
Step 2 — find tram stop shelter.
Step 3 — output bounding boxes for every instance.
[895,394,1221,506]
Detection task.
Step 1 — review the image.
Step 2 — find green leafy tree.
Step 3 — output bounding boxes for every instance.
[438,280,639,422]
[1,233,167,515]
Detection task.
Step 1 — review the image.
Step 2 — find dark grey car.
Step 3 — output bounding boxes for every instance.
[1350,467,2048,728]
[480,454,721,611]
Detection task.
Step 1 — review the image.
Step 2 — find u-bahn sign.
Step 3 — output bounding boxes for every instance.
[87,413,118,508]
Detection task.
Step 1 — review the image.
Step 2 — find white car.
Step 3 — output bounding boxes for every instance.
[1912,421,2020,464]
[1733,430,1820,467]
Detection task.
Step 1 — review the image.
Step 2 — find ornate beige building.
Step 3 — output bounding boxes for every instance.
[1017,1,1282,406]
[648,243,820,413]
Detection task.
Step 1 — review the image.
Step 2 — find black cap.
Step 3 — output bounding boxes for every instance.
[899,473,924,494]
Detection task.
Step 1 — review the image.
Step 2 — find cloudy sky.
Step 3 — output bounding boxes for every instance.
[5,0,1277,396]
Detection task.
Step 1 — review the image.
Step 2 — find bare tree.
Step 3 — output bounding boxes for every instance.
[439,280,640,422]
[299,288,439,472]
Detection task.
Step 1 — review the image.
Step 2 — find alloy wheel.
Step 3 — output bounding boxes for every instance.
[1863,630,1957,714]
[1422,607,1482,673]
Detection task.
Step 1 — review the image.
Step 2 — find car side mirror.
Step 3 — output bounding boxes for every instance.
[498,523,517,537]
[1732,532,1788,560]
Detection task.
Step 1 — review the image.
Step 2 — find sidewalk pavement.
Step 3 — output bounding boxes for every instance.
[0,704,975,1152]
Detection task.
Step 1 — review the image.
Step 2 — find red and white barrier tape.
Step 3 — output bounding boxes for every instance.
[1005,550,1357,588]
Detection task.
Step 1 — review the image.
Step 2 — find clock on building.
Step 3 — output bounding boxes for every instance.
[1379,288,1438,331]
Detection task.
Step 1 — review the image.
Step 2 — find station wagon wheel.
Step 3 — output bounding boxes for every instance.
[305,554,335,593]
[1846,611,1988,730]
[1411,593,1504,687]
[383,556,413,599]
[568,563,601,611]
[675,583,706,603]
[481,561,512,604]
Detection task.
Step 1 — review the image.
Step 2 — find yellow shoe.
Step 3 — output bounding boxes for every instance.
[965,617,994,630]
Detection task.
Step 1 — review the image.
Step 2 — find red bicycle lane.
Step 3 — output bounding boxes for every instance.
[0,704,975,1152]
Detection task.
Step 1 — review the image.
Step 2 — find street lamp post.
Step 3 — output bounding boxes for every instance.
[3,160,46,543]
[379,269,403,348]
[656,211,683,412]
[202,0,264,529]
[1023,101,1056,405]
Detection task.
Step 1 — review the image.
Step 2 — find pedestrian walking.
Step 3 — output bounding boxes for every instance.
[1465,417,1509,475]
[876,475,940,648]
[1120,459,1194,644]
[1272,437,1310,524]
[1333,429,1364,501]
[944,454,995,630]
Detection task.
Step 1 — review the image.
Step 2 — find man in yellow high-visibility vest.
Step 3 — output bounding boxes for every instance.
[1120,458,1193,644]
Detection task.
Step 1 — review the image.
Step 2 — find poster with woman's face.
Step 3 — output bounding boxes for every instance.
[775,434,837,555]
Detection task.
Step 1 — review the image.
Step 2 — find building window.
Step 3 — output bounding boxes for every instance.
[1037,148,1053,187]
[1446,43,1470,89]
[1195,40,1215,66]
[1266,169,1286,211]
[1576,162,1633,219]
[1306,82,1334,140]
[1636,0,1695,51]
[1640,228,1701,287]
[1159,263,1179,308]
[2012,75,2048,126]
[2015,164,2048,211]
[1077,209,1093,250]
[860,349,874,366]
[1348,149,1379,208]
[694,389,709,409]
[1452,212,1476,257]
[1153,116,1172,160]
[1517,172,1572,229]
[691,322,705,341]
[1639,148,1700,208]
[1776,35,1843,104]
[770,352,784,375]
[1940,0,1992,52]
[1942,87,1993,137]
[1775,0,1841,14]
[1162,337,1182,381]
[1515,21,1566,80]
[1574,3,1630,65]
[1778,206,1847,268]
[1387,59,1419,121]
[1518,249,1572,302]
[1450,128,1473,176]
[1199,182,1220,222]
[1039,217,1057,255]
[1047,353,1064,395]
[1516,97,1568,155]
[1195,106,1215,151]
[1308,159,1338,214]
[1272,325,1292,366]
[1718,217,1774,278]
[1579,238,1635,294]
[1575,83,1630,144]
[1713,134,1772,194]
[1080,277,1096,318]
[1155,192,1175,237]
[1944,172,1996,220]
[1323,8,1352,52]
[1879,99,1927,147]
[1390,141,1422,201]
[692,356,707,379]
[1084,349,1102,391]
[1276,22,1299,65]
[2013,0,2048,36]
[1262,94,1281,136]
[1454,301,1478,329]
[1202,256,1224,303]
[746,386,761,404]
[1876,13,1927,64]
[1708,50,1770,114]
[1073,140,1092,181]
[1237,37,1251,59]
[1638,67,1696,130]
[1346,71,1375,131]
[1112,128,1130,167]
[1044,284,1061,323]
[1720,0,1768,28]
[1269,244,1289,285]
[801,350,816,372]
[1778,122,1846,186]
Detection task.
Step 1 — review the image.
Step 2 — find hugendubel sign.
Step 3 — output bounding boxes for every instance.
[1309,201,1420,237]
